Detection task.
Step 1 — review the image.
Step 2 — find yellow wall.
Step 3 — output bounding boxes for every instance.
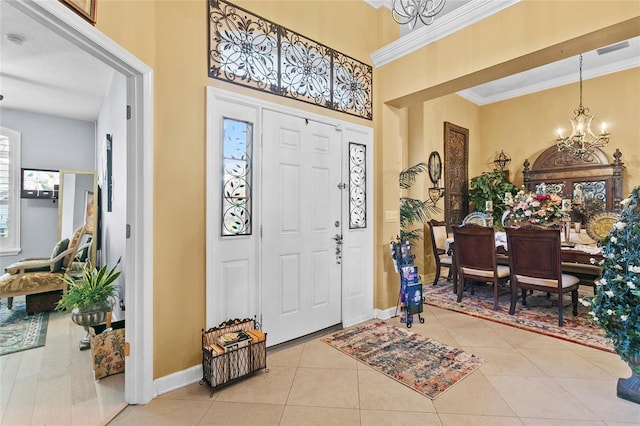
[97,0,386,379]
[375,0,639,311]
[92,0,639,379]
[480,68,640,192]
[378,1,640,106]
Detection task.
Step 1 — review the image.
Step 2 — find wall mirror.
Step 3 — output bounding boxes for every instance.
[58,169,98,267]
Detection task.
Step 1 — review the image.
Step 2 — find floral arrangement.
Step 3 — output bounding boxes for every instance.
[504,190,564,225]
[586,186,640,374]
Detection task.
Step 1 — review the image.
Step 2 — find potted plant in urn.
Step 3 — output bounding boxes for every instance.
[588,186,640,404]
[56,260,121,350]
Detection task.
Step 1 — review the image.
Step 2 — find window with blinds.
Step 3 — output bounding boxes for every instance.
[0,127,21,255]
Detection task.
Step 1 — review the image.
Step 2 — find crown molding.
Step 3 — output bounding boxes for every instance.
[370,0,520,68]
[458,57,640,105]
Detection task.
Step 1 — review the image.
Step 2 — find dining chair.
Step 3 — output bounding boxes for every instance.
[451,223,510,309]
[426,220,453,286]
[505,225,580,326]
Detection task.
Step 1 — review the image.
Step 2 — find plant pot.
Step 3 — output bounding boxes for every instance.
[71,303,111,350]
[617,355,640,405]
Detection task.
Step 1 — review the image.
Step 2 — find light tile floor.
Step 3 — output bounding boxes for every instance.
[111,305,640,425]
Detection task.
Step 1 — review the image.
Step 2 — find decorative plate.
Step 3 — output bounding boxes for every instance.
[586,212,620,241]
[427,151,442,184]
[462,212,487,226]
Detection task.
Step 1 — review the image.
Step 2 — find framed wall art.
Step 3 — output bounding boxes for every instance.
[59,0,97,25]
[443,122,469,225]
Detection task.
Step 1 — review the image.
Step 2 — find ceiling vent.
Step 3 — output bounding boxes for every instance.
[596,41,630,55]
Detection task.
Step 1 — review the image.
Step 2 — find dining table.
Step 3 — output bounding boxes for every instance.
[445,228,604,295]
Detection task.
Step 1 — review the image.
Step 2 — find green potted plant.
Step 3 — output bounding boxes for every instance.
[468,169,517,228]
[587,186,640,404]
[398,162,439,243]
[57,260,121,350]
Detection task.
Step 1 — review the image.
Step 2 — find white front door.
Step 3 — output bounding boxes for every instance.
[261,110,343,345]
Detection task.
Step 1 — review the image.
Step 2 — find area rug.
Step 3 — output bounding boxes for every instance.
[322,319,486,399]
[424,280,614,353]
[0,301,49,356]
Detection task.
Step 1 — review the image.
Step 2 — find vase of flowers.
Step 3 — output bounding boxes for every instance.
[588,186,640,404]
[504,190,564,226]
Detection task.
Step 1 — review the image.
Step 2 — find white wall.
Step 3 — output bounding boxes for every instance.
[96,71,127,320]
[0,109,95,269]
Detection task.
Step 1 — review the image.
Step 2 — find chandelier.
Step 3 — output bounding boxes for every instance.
[556,54,610,160]
[392,0,446,29]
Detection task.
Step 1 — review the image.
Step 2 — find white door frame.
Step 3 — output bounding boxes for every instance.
[12,0,155,404]
[206,87,374,337]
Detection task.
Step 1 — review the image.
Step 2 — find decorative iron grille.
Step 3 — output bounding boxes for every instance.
[537,182,565,196]
[349,143,366,229]
[221,117,253,236]
[575,181,607,203]
[208,0,372,120]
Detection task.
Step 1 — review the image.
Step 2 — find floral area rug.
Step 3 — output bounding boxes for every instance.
[0,301,49,356]
[425,280,614,353]
[322,319,485,399]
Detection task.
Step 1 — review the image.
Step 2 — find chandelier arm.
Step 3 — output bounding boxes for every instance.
[555,53,610,161]
[392,0,446,28]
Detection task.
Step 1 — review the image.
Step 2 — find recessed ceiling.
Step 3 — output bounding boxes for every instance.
[369,0,640,105]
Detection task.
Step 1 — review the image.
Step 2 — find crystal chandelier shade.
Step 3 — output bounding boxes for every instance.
[392,0,446,29]
[556,54,610,160]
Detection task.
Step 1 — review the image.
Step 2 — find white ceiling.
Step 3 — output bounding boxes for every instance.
[0,1,113,122]
[0,1,637,122]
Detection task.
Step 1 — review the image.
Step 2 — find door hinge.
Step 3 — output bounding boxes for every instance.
[126,105,131,120]
[126,224,131,239]
[124,341,130,357]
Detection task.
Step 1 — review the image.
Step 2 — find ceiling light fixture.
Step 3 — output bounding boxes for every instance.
[5,34,26,45]
[556,54,610,161]
[391,0,446,29]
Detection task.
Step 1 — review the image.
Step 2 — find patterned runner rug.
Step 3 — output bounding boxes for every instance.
[424,280,613,353]
[322,319,485,399]
[0,301,49,356]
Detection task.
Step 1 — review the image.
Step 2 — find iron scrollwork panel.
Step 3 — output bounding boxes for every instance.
[333,51,373,120]
[279,29,332,107]
[349,143,366,229]
[208,0,372,120]
[208,0,279,93]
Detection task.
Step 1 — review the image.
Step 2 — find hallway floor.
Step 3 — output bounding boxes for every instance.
[111,304,640,425]
[0,300,125,426]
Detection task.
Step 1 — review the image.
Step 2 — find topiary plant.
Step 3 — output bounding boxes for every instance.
[468,169,517,229]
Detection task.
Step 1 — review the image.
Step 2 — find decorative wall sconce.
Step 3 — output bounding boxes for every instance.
[493,150,511,170]
[427,151,445,203]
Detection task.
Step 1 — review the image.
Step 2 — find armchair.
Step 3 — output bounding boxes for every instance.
[1,225,86,310]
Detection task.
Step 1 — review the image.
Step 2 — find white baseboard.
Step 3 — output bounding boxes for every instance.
[374,307,397,320]
[153,307,398,397]
[153,364,202,396]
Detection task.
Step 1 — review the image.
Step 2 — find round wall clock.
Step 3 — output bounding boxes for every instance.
[428,151,442,184]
